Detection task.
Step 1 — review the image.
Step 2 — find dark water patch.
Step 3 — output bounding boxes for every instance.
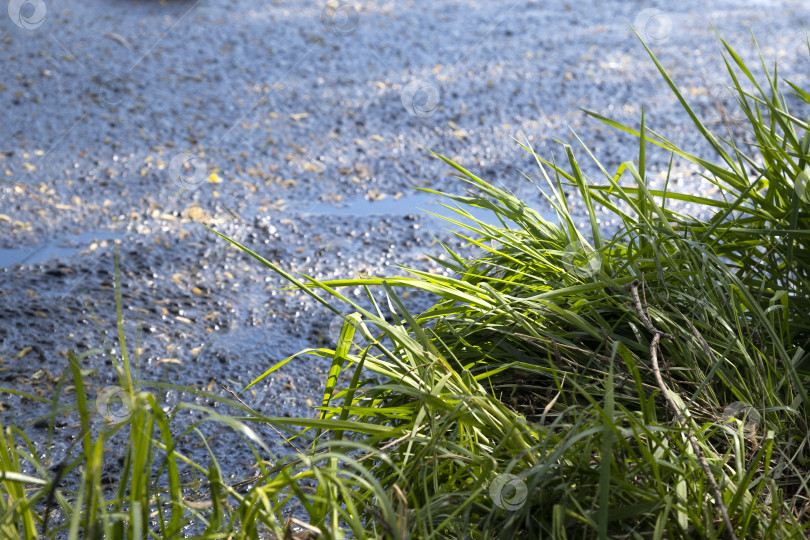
[0,232,119,269]
[300,191,560,229]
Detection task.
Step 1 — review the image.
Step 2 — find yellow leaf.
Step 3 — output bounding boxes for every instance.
[155,358,181,367]
[182,206,210,222]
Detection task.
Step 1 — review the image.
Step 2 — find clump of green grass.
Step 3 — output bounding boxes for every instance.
[586,32,810,350]
[3,31,810,539]
[206,31,810,537]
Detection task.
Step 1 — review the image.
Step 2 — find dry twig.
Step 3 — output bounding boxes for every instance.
[626,279,737,540]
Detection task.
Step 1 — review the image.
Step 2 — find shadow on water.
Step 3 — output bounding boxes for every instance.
[0,231,119,269]
[301,191,560,229]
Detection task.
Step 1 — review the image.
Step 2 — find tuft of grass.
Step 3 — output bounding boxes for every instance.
[205,30,810,538]
[585,31,810,350]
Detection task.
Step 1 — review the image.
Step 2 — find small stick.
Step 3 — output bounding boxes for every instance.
[626,280,737,540]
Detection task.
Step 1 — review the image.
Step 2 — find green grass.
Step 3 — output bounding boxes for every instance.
[2,31,810,538]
